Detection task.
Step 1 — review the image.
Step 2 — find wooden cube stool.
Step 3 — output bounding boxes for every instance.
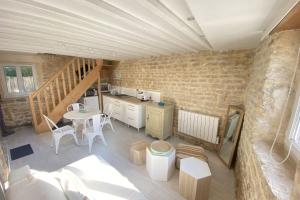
[130,140,149,165]
[179,157,211,200]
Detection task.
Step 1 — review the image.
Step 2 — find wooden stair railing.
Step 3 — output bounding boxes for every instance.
[29,57,103,133]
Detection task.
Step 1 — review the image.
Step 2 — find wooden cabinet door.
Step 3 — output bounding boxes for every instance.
[146,107,163,138]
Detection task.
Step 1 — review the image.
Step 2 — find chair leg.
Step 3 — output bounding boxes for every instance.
[55,137,60,155]
[99,132,107,146]
[73,134,79,145]
[109,119,115,132]
[88,135,95,153]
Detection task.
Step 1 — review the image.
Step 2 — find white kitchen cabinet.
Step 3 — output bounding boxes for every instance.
[102,95,146,131]
[111,98,124,121]
[102,95,111,114]
[125,102,145,131]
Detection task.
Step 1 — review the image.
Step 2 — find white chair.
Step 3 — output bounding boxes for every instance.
[83,114,107,153]
[67,103,85,132]
[67,103,85,111]
[102,103,115,132]
[43,115,79,154]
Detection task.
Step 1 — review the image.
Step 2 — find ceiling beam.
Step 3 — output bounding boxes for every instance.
[0,23,159,57]
[271,2,300,34]
[13,0,198,52]
[0,10,172,55]
[261,0,299,40]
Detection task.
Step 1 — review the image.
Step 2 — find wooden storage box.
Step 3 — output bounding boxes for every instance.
[130,140,149,165]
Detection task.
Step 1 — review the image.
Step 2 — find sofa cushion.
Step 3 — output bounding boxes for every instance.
[6,171,66,200]
[58,169,90,200]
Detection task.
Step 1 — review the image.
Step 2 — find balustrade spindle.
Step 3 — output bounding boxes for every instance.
[44,90,50,114]
[77,58,81,81]
[88,59,91,72]
[56,78,61,103]
[67,65,72,92]
[50,83,55,108]
[62,72,67,97]
[72,61,77,86]
[83,58,86,78]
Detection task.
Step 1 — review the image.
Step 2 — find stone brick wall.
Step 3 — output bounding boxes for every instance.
[236,30,300,200]
[291,160,300,200]
[0,51,72,127]
[111,50,253,147]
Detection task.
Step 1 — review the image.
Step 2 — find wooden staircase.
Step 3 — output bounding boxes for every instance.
[29,57,103,133]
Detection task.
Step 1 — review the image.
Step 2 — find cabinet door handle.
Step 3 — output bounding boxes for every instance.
[147,114,149,120]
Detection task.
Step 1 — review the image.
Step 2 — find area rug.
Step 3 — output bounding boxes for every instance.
[10,144,34,160]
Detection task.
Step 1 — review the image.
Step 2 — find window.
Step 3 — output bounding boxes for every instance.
[0,64,37,98]
[289,95,300,150]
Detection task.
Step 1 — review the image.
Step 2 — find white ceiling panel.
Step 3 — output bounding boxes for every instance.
[0,0,210,59]
[0,0,298,59]
[186,0,299,50]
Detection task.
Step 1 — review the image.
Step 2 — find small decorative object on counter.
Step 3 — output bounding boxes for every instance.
[158,101,165,107]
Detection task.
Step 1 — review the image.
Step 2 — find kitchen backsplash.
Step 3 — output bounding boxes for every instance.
[111,86,160,102]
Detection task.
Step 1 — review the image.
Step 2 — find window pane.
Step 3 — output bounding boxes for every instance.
[21,66,35,92]
[3,66,19,94]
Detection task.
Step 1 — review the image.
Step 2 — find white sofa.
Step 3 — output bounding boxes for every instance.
[1,153,147,200]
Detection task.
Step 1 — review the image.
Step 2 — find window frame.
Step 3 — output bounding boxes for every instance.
[0,63,37,99]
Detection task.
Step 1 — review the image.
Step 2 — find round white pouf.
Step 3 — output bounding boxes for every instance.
[146,141,175,181]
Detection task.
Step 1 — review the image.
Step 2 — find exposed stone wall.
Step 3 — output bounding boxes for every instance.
[236,30,300,200]
[0,51,72,127]
[291,160,300,200]
[111,50,253,147]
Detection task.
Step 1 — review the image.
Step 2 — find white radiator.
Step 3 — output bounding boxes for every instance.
[178,110,220,144]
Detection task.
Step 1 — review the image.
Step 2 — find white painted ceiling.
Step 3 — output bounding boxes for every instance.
[0,0,298,59]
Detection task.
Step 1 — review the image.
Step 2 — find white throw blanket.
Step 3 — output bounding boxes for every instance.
[60,155,147,200]
[7,155,147,200]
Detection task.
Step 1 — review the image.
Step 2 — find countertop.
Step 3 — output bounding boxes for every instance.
[102,93,151,105]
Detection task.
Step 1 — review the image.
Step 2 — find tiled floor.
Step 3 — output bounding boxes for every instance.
[4,120,235,200]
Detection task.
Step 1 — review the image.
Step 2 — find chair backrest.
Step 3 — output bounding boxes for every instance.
[67,103,84,111]
[43,114,59,133]
[84,114,104,133]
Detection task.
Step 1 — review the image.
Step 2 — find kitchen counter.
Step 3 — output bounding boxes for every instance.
[102,93,148,131]
[102,93,151,105]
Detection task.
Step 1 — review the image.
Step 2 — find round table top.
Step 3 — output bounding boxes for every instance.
[63,110,101,120]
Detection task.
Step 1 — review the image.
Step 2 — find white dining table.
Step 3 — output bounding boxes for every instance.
[63,110,101,121]
[63,110,102,145]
